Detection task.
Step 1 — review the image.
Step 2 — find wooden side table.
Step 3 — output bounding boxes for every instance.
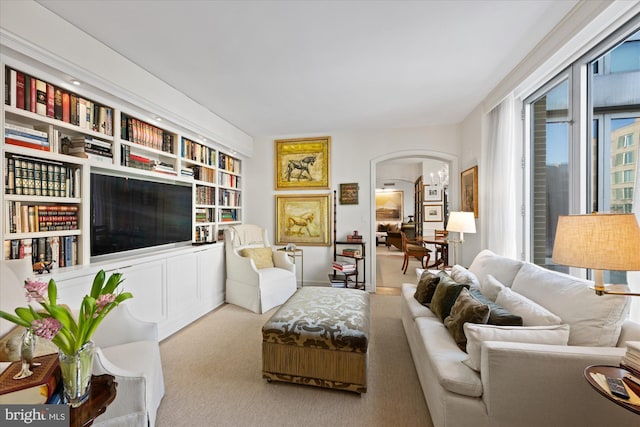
[584,365,640,415]
[70,374,117,427]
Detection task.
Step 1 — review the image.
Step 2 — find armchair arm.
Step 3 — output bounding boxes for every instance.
[273,250,295,273]
[90,304,158,348]
[225,246,261,285]
[481,342,634,427]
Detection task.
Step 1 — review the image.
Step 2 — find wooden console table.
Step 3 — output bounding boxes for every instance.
[70,374,117,427]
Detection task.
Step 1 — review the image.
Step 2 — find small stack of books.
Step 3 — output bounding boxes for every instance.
[332,261,356,273]
[64,136,112,162]
[346,233,363,243]
[0,353,61,404]
[5,123,49,151]
[341,248,361,258]
[621,341,640,376]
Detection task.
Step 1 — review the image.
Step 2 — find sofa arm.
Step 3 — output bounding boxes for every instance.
[480,342,636,427]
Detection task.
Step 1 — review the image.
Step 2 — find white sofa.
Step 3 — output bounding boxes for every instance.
[402,249,640,427]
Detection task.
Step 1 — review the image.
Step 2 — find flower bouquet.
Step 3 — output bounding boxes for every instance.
[0,270,133,406]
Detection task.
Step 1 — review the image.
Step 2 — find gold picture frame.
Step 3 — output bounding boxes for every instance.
[461,165,478,218]
[339,183,359,205]
[275,194,331,246]
[274,136,330,190]
[424,204,443,222]
[375,190,403,222]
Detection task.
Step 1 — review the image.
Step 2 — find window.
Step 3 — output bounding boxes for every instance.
[526,22,640,285]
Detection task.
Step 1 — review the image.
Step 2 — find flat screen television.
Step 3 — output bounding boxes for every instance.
[90,172,193,258]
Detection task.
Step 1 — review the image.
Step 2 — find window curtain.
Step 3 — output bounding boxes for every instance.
[483,95,518,258]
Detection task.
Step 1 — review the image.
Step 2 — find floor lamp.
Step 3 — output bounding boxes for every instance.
[446,211,476,267]
[552,212,640,296]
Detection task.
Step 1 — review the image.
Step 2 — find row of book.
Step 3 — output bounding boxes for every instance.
[4,155,80,197]
[195,207,215,223]
[62,135,112,162]
[5,203,79,234]
[192,165,216,183]
[5,122,49,152]
[332,261,357,272]
[5,66,114,136]
[196,186,215,205]
[219,189,241,207]
[182,137,216,166]
[121,146,176,174]
[194,224,214,243]
[219,171,240,188]
[218,152,241,174]
[4,235,78,268]
[220,208,239,222]
[121,114,174,153]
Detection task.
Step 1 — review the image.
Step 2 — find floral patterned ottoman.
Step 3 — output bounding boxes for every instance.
[262,286,370,393]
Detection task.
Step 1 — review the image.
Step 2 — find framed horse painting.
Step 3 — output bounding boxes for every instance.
[275,193,331,246]
[274,136,331,190]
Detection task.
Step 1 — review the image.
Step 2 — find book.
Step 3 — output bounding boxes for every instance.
[0,353,61,404]
[16,71,25,110]
[46,82,54,118]
[35,79,47,115]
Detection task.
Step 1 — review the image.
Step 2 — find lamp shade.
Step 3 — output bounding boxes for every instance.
[446,211,476,234]
[552,213,640,271]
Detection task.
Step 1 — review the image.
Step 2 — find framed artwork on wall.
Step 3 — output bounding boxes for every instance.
[375,190,403,222]
[339,183,359,205]
[424,204,443,222]
[275,193,331,246]
[274,136,331,190]
[423,184,442,202]
[461,165,478,218]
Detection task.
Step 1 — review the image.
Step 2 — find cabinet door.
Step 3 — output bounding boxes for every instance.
[166,253,198,316]
[196,245,224,308]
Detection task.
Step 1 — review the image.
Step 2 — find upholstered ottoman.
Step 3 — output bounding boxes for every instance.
[262,286,370,393]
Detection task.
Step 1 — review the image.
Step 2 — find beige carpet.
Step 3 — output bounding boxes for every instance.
[156,293,432,427]
[375,245,422,288]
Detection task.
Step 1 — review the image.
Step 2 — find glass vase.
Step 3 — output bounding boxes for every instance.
[13,328,36,380]
[58,341,95,407]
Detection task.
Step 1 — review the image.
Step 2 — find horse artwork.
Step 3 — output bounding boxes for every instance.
[275,137,330,190]
[276,194,330,246]
[286,156,316,182]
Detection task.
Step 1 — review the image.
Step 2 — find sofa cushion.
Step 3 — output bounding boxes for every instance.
[239,247,274,269]
[416,316,483,397]
[468,249,524,288]
[511,262,631,346]
[402,284,436,319]
[479,274,505,302]
[462,323,571,371]
[470,288,523,326]
[444,288,490,351]
[450,265,480,289]
[414,271,440,305]
[495,287,562,326]
[430,273,470,321]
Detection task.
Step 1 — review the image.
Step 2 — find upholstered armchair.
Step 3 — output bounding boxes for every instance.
[225,224,297,314]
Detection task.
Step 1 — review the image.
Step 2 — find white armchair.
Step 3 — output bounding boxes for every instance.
[90,304,165,427]
[225,225,297,314]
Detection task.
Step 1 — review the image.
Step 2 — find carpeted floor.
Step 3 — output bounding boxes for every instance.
[375,245,422,288]
[156,293,432,427]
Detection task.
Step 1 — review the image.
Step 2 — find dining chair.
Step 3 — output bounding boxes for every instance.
[400,231,431,274]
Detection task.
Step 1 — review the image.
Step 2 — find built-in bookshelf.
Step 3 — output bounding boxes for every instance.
[2,62,243,265]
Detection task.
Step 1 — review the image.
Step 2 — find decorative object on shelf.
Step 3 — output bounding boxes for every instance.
[275,194,331,246]
[424,204,443,222]
[446,211,476,266]
[285,242,297,251]
[274,136,330,190]
[424,184,442,202]
[0,270,133,407]
[461,166,478,218]
[552,212,640,296]
[375,190,403,221]
[32,261,54,274]
[13,328,37,379]
[339,183,359,204]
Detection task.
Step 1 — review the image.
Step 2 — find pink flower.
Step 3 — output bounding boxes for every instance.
[31,317,62,340]
[24,279,48,303]
[95,293,116,317]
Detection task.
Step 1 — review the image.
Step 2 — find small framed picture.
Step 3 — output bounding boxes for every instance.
[423,184,442,202]
[424,204,443,222]
[339,183,359,205]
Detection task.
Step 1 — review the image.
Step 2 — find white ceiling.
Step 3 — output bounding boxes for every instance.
[36,0,578,137]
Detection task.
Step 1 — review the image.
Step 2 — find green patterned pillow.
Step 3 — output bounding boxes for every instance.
[444,288,490,351]
[414,271,440,306]
[239,247,274,269]
[430,272,470,321]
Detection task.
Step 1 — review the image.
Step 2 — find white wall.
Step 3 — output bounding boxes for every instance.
[245,126,460,288]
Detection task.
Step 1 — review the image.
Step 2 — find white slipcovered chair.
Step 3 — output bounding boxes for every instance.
[225,224,297,314]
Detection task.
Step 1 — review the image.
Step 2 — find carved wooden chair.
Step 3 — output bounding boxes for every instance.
[400,231,431,274]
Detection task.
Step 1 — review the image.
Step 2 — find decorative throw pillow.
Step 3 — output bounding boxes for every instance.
[495,286,562,326]
[462,323,570,371]
[378,223,389,232]
[450,265,480,289]
[429,272,470,321]
[443,288,490,351]
[239,247,274,269]
[414,271,440,306]
[470,288,523,326]
[479,274,505,302]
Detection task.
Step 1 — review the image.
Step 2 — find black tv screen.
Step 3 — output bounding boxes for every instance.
[90,173,193,257]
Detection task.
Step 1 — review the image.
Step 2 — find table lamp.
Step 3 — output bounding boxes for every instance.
[552,212,640,296]
[446,211,476,266]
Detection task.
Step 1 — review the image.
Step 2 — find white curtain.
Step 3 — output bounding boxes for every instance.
[483,95,518,258]
[628,162,640,323]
